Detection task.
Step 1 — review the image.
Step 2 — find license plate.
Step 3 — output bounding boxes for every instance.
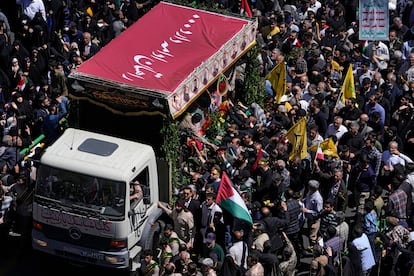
[80,251,104,260]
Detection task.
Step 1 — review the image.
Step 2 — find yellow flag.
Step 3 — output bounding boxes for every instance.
[86,7,94,17]
[285,117,307,160]
[265,62,286,104]
[308,138,339,158]
[340,64,355,104]
[285,101,292,112]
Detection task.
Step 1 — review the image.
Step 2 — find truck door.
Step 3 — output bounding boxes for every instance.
[129,167,150,236]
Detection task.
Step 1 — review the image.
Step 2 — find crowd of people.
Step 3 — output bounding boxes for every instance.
[0,0,413,276]
[161,0,414,276]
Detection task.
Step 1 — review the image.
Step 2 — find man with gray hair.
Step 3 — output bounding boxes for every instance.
[382,140,413,171]
[357,113,373,138]
[301,179,323,245]
[335,211,349,251]
[338,121,364,156]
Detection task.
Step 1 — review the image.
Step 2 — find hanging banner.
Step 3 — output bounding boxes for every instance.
[359,0,389,40]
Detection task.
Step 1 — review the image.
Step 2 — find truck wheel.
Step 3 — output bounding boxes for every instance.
[144,220,165,252]
[129,269,139,276]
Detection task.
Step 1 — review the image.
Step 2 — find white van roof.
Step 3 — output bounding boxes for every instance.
[40,128,155,181]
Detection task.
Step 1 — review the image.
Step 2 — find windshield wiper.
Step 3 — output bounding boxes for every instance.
[71,204,110,220]
[72,203,104,213]
[35,195,69,212]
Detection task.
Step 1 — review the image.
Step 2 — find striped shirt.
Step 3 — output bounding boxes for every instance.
[320,211,337,237]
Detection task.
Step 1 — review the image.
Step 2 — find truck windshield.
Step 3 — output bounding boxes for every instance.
[35,165,126,219]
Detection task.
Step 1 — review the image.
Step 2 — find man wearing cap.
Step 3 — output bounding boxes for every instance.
[204,232,225,265]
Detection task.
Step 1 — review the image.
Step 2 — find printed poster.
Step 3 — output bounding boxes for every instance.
[359,0,389,40]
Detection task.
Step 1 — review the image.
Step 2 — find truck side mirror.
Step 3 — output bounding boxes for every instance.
[142,186,150,205]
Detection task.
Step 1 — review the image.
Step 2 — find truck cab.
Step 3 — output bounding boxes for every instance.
[32,128,165,274]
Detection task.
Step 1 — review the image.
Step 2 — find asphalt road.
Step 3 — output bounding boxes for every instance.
[0,236,123,276]
[0,234,313,276]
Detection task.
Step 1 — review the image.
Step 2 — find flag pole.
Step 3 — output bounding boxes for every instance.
[335,90,344,111]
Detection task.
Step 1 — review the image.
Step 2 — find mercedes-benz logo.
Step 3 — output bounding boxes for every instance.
[68,227,82,240]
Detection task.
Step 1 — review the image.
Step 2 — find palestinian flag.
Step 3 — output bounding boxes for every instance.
[216,171,253,225]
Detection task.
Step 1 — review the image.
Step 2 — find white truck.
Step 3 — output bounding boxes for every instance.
[32,128,168,274]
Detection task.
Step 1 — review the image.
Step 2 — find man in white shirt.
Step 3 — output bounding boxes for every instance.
[365,41,390,71]
[325,116,348,140]
[351,224,376,275]
[200,193,223,244]
[228,228,248,271]
[382,141,413,171]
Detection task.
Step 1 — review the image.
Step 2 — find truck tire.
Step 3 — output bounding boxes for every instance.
[129,269,139,276]
[144,220,165,252]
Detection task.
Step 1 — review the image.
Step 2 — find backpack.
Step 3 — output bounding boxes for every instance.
[235,242,247,275]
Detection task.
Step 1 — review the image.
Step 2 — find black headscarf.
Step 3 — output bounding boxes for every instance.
[219,255,242,276]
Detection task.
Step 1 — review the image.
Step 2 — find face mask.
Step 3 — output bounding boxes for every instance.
[64,27,69,32]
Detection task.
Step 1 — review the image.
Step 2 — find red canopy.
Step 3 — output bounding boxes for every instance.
[70,2,257,118]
